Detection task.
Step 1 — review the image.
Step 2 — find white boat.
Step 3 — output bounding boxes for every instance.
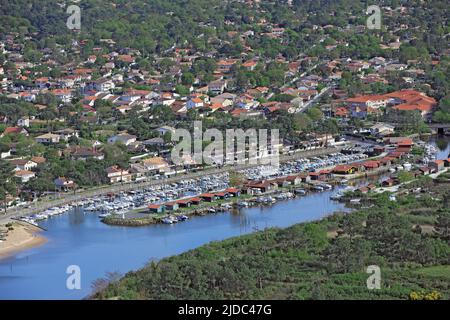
[162,217,174,224]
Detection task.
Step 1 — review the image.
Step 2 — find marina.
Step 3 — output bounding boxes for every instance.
[0,186,349,300]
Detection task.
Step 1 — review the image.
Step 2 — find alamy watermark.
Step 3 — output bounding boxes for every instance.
[366,265,381,290]
[66,5,81,30]
[366,5,382,30]
[171,121,280,168]
[66,264,81,290]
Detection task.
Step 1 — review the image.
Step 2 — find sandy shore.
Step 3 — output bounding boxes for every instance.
[0,222,47,260]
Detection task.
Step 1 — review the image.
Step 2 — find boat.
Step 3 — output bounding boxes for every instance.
[312,185,324,191]
[162,217,174,224]
[177,215,189,221]
[237,201,249,207]
[294,188,306,195]
[330,194,343,201]
[98,213,111,218]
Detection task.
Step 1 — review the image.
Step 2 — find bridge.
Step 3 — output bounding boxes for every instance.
[428,123,450,134]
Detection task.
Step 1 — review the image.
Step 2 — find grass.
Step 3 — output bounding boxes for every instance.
[413,266,450,280]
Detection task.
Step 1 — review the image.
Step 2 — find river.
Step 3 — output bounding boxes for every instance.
[1,136,447,300]
[0,188,349,300]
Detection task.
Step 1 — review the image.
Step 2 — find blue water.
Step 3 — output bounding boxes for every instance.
[0,188,348,300]
[431,136,450,160]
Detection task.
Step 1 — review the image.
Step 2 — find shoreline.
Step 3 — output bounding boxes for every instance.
[0,222,47,260]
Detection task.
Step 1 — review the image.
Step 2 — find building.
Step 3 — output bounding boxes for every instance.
[142,157,169,173]
[107,133,137,146]
[148,204,164,214]
[165,202,179,211]
[54,177,76,191]
[370,123,395,136]
[105,166,132,184]
[55,129,80,141]
[156,126,176,136]
[333,164,358,175]
[14,170,36,183]
[1,127,28,137]
[9,159,37,171]
[200,193,217,202]
[429,160,445,173]
[208,80,227,95]
[35,133,61,144]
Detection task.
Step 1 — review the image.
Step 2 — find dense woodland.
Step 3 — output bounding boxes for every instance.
[93,177,450,300]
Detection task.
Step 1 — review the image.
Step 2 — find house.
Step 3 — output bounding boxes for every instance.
[1,127,28,137]
[156,126,176,136]
[186,97,204,109]
[142,157,169,173]
[50,89,73,103]
[225,188,241,197]
[35,133,60,144]
[245,180,277,193]
[190,197,203,205]
[444,159,450,168]
[379,157,392,167]
[14,170,36,183]
[298,173,311,183]
[105,166,132,184]
[9,159,37,171]
[272,177,290,187]
[214,192,229,200]
[165,202,179,211]
[107,133,137,146]
[55,128,79,141]
[370,123,395,136]
[382,178,397,187]
[362,160,380,171]
[143,137,166,147]
[200,193,217,202]
[31,156,46,165]
[148,204,164,214]
[176,199,192,208]
[129,163,148,179]
[87,78,115,92]
[415,166,431,177]
[54,177,76,191]
[429,160,445,173]
[67,146,104,161]
[208,80,227,94]
[333,165,358,175]
[242,60,258,71]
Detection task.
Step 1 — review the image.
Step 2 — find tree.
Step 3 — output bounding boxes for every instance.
[229,170,247,187]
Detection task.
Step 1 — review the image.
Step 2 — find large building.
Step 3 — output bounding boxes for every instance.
[344,90,437,119]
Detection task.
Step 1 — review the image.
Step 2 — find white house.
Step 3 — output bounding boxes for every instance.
[10,159,38,171]
[14,170,36,183]
[35,133,61,144]
[105,166,132,184]
[107,133,137,146]
[186,97,204,109]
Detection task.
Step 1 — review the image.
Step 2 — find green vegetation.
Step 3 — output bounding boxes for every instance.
[93,179,450,300]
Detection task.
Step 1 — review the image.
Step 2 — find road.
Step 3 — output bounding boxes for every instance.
[298,86,332,113]
[0,146,342,223]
